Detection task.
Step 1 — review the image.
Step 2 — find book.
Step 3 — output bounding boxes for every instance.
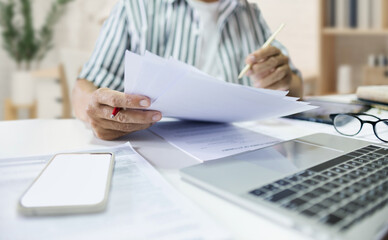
[326,0,336,27]
[349,0,358,28]
[336,0,349,28]
[356,85,388,104]
[371,0,383,29]
[357,0,371,29]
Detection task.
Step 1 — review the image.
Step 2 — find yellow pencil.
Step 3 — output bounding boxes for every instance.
[238,23,285,79]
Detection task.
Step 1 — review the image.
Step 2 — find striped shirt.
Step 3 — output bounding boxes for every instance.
[79,0,300,91]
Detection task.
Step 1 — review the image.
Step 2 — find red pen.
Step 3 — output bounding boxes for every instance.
[110,107,121,118]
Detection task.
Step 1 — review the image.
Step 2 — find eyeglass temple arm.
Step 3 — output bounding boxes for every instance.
[330,113,382,120]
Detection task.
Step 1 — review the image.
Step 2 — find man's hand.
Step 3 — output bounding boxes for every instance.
[245,46,292,91]
[72,79,162,140]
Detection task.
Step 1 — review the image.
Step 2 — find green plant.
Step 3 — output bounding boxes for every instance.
[0,0,73,70]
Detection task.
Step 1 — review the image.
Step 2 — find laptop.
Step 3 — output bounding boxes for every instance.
[180,133,388,240]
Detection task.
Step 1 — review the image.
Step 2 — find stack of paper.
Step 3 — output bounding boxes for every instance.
[150,121,280,162]
[125,51,316,122]
[0,143,229,240]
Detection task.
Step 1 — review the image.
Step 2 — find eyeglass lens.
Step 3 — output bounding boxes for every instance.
[333,115,362,136]
[375,120,388,141]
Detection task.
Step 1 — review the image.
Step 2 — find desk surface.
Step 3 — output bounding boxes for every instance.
[0,115,386,240]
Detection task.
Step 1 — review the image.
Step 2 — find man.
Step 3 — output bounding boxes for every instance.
[72,0,303,140]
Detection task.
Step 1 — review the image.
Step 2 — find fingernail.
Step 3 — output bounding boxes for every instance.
[139,99,149,107]
[249,55,256,62]
[246,70,253,76]
[254,82,261,88]
[152,113,162,122]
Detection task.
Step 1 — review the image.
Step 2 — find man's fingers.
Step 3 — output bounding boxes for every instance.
[250,68,273,80]
[91,126,129,140]
[94,118,153,133]
[90,117,153,140]
[250,54,288,75]
[86,102,110,120]
[113,109,162,124]
[87,104,162,124]
[86,88,159,140]
[92,88,151,109]
[247,47,292,91]
[265,75,291,91]
[257,65,290,88]
[246,46,281,64]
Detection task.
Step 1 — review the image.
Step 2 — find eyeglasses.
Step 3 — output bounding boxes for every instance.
[329,113,388,142]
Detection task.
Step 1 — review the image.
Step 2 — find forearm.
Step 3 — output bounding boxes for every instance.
[72,79,97,123]
[288,73,303,99]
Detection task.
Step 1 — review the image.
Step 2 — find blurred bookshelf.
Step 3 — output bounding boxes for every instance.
[322,28,388,36]
[318,0,388,95]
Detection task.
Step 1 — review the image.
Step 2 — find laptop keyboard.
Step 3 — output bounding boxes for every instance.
[249,145,388,231]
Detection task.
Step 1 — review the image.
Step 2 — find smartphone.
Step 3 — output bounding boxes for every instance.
[19,152,114,215]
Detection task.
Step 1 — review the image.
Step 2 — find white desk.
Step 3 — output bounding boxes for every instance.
[0,114,386,240]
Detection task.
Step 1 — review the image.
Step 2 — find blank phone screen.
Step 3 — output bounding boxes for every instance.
[20,153,113,208]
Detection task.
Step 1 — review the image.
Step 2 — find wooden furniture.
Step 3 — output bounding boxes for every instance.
[318,0,388,95]
[31,64,71,119]
[4,99,37,120]
[362,66,388,85]
[4,64,71,120]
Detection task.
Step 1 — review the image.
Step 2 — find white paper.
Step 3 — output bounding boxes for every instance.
[124,50,316,123]
[0,143,230,240]
[131,51,167,97]
[124,51,144,93]
[150,121,280,161]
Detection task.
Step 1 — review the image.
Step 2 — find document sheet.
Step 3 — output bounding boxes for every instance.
[150,121,280,161]
[0,143,229,240]
[125,51,316,122]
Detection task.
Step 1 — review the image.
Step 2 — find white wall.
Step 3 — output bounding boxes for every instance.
[253,0,319,77]
[0,39,13,112]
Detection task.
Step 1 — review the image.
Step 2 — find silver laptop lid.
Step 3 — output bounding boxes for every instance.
[181,133,369,195]
[180,133,388,240]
